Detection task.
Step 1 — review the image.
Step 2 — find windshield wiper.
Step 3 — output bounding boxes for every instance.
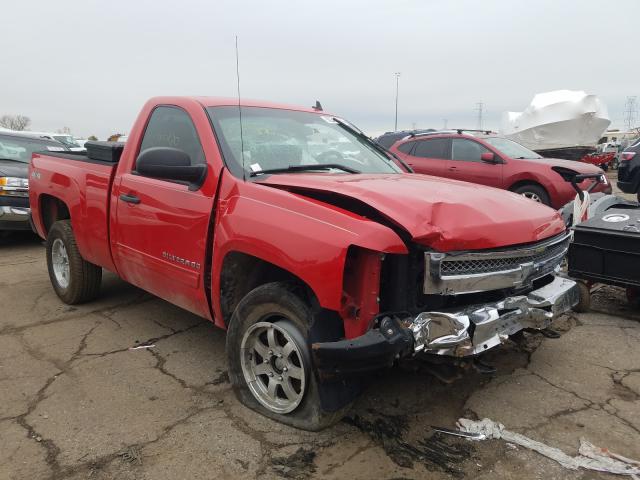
[332,117,414,173]
[249,163,360,177]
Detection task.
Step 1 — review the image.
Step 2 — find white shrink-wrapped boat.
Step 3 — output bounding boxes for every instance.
[502,90,611,160]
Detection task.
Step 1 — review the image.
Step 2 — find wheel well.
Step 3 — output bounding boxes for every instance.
[40,195,70,235]
[508,180,547,194]
[219,252,318,327]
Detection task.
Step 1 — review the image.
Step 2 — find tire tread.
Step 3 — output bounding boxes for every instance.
[46,220,102,304]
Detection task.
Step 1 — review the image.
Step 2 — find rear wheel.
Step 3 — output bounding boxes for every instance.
[513,184,551,206]
[226,282,352,430]
[46,220,102,304]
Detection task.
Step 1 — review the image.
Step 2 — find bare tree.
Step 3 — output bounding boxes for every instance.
[56,126,72,134]
[0,115,31,131]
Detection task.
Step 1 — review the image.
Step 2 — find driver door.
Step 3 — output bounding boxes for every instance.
[112,105,213,318]
[446,138,503,188]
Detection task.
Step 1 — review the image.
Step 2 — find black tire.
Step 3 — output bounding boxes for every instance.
[513,183,551,206]
[226,282,352,431]
[46,220,102,304]
[573,281,591,313]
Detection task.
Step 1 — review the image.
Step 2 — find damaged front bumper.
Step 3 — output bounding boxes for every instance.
[312,275,578,379]
[408,275,578,356]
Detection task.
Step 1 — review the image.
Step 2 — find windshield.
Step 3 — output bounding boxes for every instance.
[0,136,66,163]
[484,137,542,159]
[207,106,401,178]
[53,135,81,148]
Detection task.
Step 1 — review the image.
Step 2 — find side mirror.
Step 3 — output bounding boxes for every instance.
[136,147,206,190]
[481,152,497,163]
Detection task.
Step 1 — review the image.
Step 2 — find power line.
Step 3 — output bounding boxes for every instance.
[624,96,637,130]
[475,102,484,130]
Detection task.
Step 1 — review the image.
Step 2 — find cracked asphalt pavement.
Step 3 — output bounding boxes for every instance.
[2,231,639,479]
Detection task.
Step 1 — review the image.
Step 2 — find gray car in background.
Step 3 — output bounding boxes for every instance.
[0,132,68,233]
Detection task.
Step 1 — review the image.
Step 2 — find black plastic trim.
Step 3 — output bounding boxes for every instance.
[311,316,412,381]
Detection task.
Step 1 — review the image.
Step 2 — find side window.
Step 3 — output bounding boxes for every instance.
[397,141,415,154]
[139,106,205,166]
[412,138,449,159]
[451,139,490,162]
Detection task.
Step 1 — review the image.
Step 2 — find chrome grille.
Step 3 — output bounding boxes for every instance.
[424,233,571,296]
[441,239,568,276]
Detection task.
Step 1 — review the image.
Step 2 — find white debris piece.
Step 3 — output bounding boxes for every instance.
[457,418,640,477]
[128,344,155,350]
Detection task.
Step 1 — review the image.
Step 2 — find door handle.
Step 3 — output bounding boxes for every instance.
[448,166,458,171]
[120,193,140,204]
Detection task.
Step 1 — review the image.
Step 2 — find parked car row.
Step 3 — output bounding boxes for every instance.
[26,96,581,430]
[0,131,69,233]
[3,130,86,151]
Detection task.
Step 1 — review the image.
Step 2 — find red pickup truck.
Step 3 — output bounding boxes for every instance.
[29,97,579,430]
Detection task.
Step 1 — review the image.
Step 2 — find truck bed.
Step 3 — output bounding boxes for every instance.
[30,151,119,272]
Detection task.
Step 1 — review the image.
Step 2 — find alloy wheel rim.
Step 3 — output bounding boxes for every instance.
[522,192,542,202]
[240,320,307,414]
[51,238,70,289]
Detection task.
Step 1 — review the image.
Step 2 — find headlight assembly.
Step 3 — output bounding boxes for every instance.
[0,177,29,197]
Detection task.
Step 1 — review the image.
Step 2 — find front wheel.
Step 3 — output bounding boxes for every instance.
[226,282,352,430]
[46,220,102,304]
[513,184,551,206]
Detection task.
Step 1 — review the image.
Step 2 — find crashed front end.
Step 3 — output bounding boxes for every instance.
[313,232,579,378]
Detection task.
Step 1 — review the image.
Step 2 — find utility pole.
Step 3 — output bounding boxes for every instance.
[394,72,401,131]
[624,96,638,130]
[443,118,448,129]
[475,102,484,130]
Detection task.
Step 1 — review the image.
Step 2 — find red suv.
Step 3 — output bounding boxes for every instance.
[390,130,612,208]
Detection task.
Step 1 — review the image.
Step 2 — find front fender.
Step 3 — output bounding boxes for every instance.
[210,177,407,326]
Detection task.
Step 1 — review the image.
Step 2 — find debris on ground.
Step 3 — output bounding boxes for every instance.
[344,411,473,476]
[118,446,142,465]
[271,447,316,479]
[431,426,486,441]
[210,370,229,385]
[128,344,155,350]
[457,418,640,477]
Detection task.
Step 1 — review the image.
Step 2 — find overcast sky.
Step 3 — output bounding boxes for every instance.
[3,0,638,139]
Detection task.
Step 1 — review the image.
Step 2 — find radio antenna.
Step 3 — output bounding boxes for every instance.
[235,35,246,180]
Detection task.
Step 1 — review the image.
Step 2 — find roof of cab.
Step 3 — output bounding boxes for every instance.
[145,96,327,114]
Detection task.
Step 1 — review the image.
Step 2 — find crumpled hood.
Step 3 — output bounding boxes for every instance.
[258,173,566,252]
